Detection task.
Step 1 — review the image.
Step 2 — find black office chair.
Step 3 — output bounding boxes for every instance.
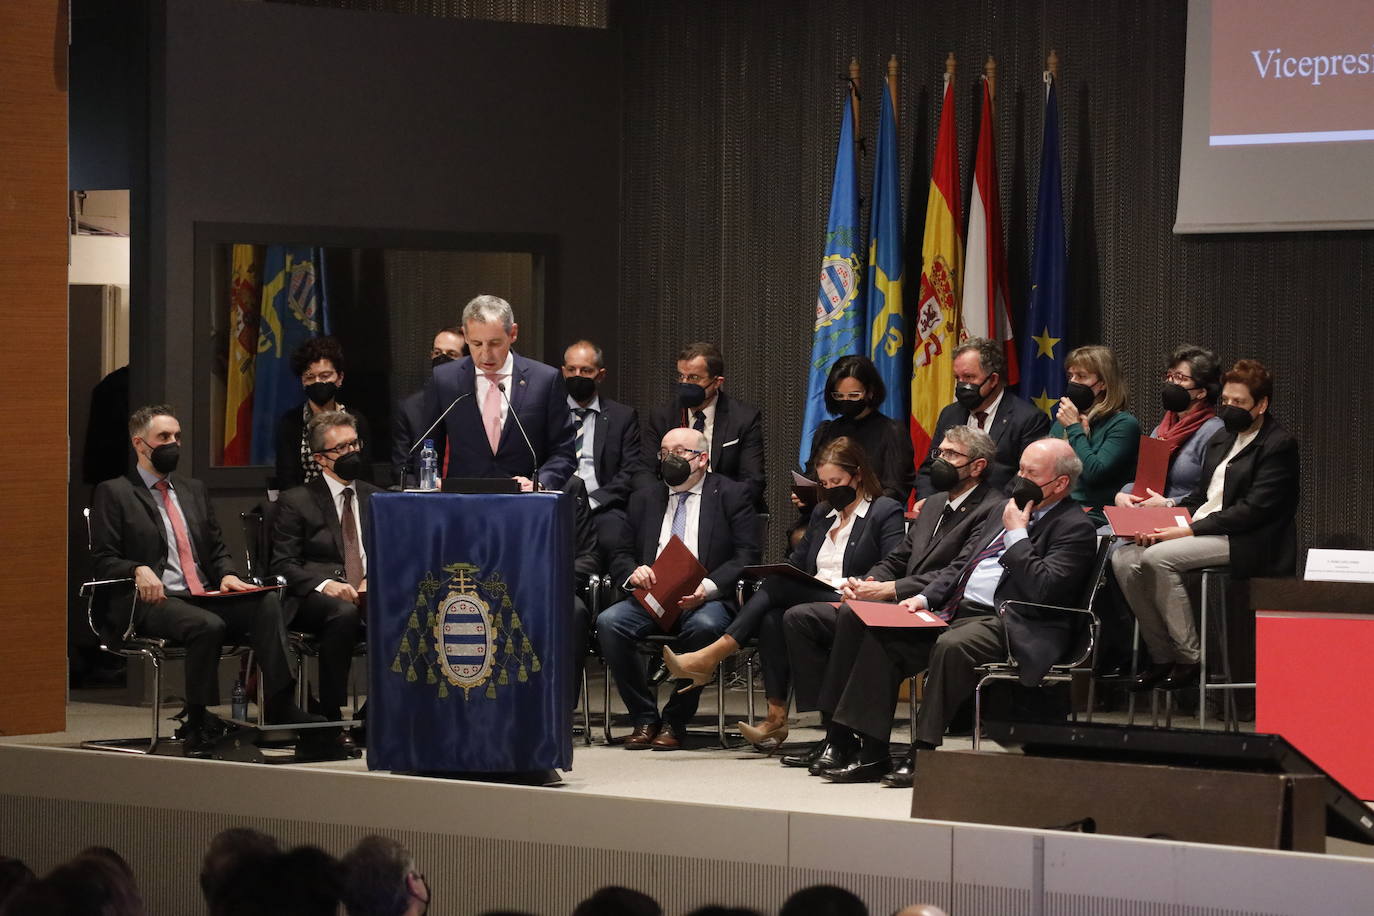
[970,535,1115,750]
[79,508,254,756]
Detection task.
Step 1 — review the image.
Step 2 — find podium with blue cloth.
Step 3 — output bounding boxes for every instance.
[366,491,573,773]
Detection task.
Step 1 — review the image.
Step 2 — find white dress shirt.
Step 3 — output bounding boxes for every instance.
[1193,428,1258,522]
[813,498,872,587]
[137,465,201,593]
[474,350,515,430]
[967,388,1005,431]
[315,472,367,590]
[653,477,719,598]
[689,399,717,451]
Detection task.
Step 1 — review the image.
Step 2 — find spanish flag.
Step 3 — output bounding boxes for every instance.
[222,244,262,465]
[910,57,964,464]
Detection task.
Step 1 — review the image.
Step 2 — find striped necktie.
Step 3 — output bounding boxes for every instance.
[573,407,591,459]
[936,528,1008,620]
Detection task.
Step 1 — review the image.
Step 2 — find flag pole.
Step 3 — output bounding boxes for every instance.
[1046,49,1060,98]
[848,57,861,140]
[887,54,900,125]
[984,54,997,104]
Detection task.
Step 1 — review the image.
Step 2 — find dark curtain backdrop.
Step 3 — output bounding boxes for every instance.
[617,0,1374,558]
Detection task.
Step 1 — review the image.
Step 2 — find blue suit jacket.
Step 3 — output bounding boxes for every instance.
[427,354,577,490]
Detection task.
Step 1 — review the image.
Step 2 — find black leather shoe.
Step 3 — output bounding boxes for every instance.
[349,722,366,749]
[1129,662,1174,692]
[1160,662,1201,690]
[178,716,228,758]
[881,754,915,788]
[809,741,855,776]
[823,757,893,783]
[780,739,827,769]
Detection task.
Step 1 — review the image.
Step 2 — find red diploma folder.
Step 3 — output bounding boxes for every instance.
[1132,436,1170,499]
[1104,505,1195,537]
[741,563,835,590]
[197,583,285,598]
[844,600,949,629]
[791,470,820,509]
[632,535,708,632]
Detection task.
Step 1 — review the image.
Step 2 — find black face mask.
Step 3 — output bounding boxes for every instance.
[928,458,964,492]
[431,355,455,371]
[658,454,693,487]
[828,397,866,419]
[823,484,858,511]
[149,443,180,475]
[331,451,367,482]
[1218,404,1256,434]
[305,381,338,407]
[1160,383,1193,414]
[954,380,986,411]
[677,382,708,409]
[565,375,597,402]
[1064,381,1097,413]
[1010,475,1044,510]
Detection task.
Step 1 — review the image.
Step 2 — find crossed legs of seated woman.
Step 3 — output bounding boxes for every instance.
[663,574,838,749]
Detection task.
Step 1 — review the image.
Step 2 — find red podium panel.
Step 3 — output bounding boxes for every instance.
[1254,580,1374,801]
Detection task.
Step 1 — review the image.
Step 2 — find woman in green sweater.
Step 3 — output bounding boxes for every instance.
[1050,345,1140,525]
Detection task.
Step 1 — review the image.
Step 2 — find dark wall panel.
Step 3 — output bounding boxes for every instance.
[140,0,620,480]
[617,0,1374,554]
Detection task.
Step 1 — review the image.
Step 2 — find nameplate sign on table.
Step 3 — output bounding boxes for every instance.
[1131,435,1170,498]
[844,600,949,629]
[791,470,820,509]
[632,535,707,632]
[740,563,834,590]
[1304,549,1374,583]
[1103,505,1195,538]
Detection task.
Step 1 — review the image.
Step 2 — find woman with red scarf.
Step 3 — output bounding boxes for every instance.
[1114,344,1225,505]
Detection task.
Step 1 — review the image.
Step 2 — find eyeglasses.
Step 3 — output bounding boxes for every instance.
[828,391,866,401]
[931,447,971,462]
[657,447,704,460]
[1162,370,1196,385]
[676,373,715,385]
[302,370,339,384]
[317,438,362,457]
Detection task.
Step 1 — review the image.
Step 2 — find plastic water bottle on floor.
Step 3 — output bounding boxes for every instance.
[231,677,248,721]
[419,439,438,490]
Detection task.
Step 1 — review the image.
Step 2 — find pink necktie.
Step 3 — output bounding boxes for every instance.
[153,479,206,595]
[482,372,504,453]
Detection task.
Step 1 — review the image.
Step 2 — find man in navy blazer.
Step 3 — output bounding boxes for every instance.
[641,342,767,511]
[561,339,644,557]
[426,296,576,491]
[812,438,1098,784]
[597,427,760,750]
[914,338,1050,499]
[390,326,465,485]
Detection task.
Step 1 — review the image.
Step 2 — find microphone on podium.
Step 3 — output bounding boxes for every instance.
[497,382,542,491]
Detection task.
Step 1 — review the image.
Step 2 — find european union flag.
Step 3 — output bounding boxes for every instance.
[865,77,906,424]
[799,92,864,466]
[1020,74,1067,416]
[249,246,327,465]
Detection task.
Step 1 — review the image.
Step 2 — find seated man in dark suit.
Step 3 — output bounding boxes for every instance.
[782,425,1001,770]
[426,295,576,491]
[390,326,465,486]
[89,406,318,755]
[597,427,760,750]
[812,438,1098,785]
[641,341,767,510]
[561,338,644,557]
[914,337,1050,500]
[270,411,374,730]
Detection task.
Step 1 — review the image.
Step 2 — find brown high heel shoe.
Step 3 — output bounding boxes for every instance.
[737,719,790,755]
[662,646,718,693]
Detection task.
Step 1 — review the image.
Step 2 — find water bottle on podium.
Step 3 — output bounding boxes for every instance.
[419,439,439,491]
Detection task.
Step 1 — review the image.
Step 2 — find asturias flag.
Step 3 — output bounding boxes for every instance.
[910,67,964,466]
[964,74,1019,384]
[1020,72,1068,416]
[222,244,262,465]
[799,90,865,466]
[249,246,327,466]
[865,68,906,424]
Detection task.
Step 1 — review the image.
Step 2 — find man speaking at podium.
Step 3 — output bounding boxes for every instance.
[426,295,576,491]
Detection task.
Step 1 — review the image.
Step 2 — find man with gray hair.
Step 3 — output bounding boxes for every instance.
[340,835,429,916]
[425,294,576,491]
[808,438,1099,785]
[914,337,1050,499]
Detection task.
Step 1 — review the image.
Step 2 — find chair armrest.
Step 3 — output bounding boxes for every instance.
[988,600,1097,666]
[247,575,287,588]
[80,577,135,596]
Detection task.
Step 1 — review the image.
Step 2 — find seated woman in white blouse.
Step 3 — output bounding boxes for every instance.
[663,437,906,750]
